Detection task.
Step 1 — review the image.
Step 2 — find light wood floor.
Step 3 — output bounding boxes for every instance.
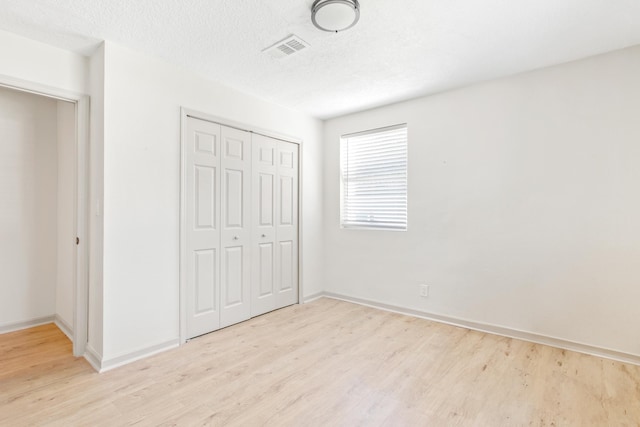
[1,298,639,426]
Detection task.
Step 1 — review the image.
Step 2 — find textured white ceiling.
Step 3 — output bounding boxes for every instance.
[1,0,639,119]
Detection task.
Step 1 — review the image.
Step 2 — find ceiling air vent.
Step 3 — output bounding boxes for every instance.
[263,35,310,59]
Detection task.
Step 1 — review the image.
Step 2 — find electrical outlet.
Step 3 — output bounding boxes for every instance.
[419,284,430,298]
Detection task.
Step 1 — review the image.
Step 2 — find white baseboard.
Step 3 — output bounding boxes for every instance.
[54,315,73,341]
[302,291,324,303]
[98,339,180,373]
[0,315,55,334]
[84,344,103,372]
[321,291,640,367]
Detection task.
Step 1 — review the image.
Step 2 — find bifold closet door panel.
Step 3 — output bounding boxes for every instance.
[186,118,221,339]
[220,125,252,328]
[186,119,298,335]
[251,134,277,317]
[275,141,299,309]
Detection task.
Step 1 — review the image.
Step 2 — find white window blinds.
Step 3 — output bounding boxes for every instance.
[340,124,408,231]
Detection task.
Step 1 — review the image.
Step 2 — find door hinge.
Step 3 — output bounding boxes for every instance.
[76,237,80,245]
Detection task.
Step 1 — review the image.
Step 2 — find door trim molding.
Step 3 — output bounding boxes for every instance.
[0,74,90,359]
[179,108,303,345]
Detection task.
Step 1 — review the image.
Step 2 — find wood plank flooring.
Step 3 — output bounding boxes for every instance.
[1,298,639,426]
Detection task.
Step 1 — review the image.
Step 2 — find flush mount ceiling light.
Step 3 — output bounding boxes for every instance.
[311,0,360,33]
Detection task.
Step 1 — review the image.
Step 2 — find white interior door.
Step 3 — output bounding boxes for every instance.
[185,118,221,339]
[251,134,277,316]
[220,125,252,328]
[275,140,299,309]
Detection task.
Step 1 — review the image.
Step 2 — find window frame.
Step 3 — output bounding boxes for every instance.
[340,123,408,232]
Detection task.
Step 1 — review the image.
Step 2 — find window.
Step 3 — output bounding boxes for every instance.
[340,124,408,231]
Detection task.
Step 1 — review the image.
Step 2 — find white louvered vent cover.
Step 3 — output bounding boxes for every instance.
[263,35,310,59]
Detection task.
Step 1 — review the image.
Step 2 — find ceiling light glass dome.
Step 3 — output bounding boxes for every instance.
[311,0,360,33]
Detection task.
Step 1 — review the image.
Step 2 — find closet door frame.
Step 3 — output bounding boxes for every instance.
[179,108,303,345]
[0,75,90,359]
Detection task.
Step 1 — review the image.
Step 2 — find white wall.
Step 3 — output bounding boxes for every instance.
[0,87,59,328]
[0,30,323,365]
[323,45,640,358]
[3,23,638,365]
[99,42,324,361]
[56,100,76,330]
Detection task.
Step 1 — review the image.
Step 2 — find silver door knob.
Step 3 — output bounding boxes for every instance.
[261,234,266,238]
[233,236,239,240]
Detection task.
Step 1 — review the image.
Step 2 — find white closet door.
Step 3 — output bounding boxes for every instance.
[275,141,299,309]
[220,125,252,328]
[251,134,277,316]
[186,118,221,339]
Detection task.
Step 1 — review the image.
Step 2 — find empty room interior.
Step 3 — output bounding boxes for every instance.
[1,0,639,425]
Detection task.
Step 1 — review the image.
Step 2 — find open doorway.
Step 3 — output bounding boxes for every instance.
[0,83,88,357]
